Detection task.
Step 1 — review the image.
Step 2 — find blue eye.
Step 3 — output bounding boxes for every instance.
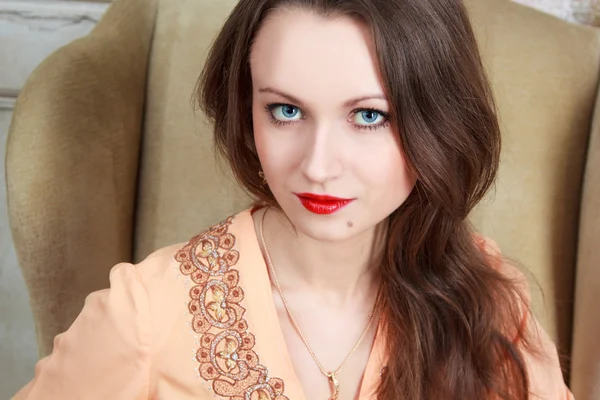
[264,103,389,131]
[354,110,385,126]
[271,104,303,121]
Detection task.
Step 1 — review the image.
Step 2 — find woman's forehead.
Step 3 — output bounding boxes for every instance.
[250,8,386,107]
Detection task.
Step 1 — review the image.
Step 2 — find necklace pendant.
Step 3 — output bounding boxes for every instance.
[326,372,340,400]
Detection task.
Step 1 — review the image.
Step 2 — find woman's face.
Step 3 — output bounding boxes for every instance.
[250,8,416,241]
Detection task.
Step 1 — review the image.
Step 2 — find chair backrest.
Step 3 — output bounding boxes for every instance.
[6,0,600,396]
[132,0,250,262]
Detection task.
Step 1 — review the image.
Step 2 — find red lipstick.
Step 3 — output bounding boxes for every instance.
[295,193,354,215]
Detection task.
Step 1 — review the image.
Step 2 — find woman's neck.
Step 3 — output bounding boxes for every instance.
[255,207,385,306]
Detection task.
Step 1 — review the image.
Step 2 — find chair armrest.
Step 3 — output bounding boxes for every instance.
[571,55,600,399]
[5,0,157,357]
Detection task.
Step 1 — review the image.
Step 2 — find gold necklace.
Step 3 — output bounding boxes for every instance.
[259,207,382,400]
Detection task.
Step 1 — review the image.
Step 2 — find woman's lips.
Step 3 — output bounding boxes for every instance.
[295,193,354,215]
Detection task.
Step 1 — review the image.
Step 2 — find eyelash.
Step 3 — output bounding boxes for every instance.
[264,102,391,131]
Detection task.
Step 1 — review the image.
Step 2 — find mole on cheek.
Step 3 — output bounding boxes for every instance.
[347,221,354,228]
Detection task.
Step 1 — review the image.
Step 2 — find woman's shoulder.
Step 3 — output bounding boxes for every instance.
[472,233,528,288]
[135,208,256,285]
[116,208,260,365]
[10,210,257,400]
[472,234,573,398]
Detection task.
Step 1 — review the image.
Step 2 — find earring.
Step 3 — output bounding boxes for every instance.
[258,170,267,185]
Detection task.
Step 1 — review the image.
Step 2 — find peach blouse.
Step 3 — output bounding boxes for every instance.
[12,209,573,399]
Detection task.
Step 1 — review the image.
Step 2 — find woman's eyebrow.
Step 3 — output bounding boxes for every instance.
[257,87,387,108]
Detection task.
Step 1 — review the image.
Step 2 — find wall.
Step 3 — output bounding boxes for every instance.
[514,0,599,26]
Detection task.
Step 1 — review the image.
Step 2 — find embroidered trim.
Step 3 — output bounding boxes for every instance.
[175,216,289,400]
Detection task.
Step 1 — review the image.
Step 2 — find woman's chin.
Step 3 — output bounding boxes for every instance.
[283,209,366,243]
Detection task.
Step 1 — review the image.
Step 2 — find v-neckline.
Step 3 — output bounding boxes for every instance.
[240,207,386,400]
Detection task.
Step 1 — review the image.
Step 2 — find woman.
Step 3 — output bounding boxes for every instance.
[12,0,572,399]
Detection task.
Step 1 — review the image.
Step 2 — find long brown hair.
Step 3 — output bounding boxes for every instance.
[195,0,531,398]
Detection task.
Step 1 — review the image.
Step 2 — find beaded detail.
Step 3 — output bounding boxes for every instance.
[175,216,289,400]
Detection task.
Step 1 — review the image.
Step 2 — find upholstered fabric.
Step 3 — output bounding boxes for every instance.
[466,0,600,368]
[571,73,600,397]
[466,4,600,397]
[5,0,158,356]
[5,0,600,398]
[133,0,250,262]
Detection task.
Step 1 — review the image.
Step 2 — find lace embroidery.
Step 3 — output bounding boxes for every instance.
[175,216,289,400]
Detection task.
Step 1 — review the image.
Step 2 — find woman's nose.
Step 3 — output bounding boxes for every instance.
[299,125,343,184]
